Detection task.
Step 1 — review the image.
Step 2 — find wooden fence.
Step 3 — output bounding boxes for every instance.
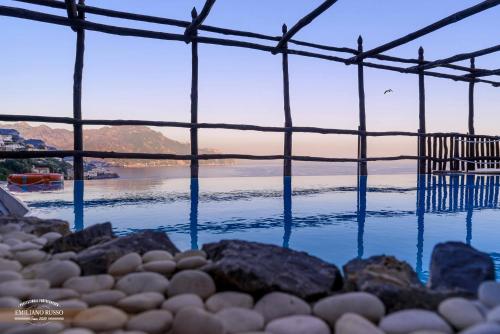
[0,0,499,179]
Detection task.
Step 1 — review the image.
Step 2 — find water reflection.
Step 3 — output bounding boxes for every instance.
[74,180,84,232]
[69,174,499,276]
[190,179,199,250]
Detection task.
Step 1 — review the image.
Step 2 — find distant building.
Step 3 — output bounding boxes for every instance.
[0,129,21,144]
[24,138,47,150]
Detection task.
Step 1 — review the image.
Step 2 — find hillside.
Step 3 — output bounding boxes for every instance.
[3,122,229,167]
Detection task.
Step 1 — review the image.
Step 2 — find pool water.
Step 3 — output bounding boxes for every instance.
[9,173,500,281]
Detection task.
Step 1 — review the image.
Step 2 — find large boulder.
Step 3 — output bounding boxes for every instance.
[343,255,461,312]
[49,222,114,253]
[202,240,343,301]
[0,216,70,236]
[76,230,179,275]
[428,241,495,294]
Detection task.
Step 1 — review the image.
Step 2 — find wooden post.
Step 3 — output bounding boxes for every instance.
[190,8,199,179]
[432,135,438,171]
[357,36,368,176]
[282,24,292,177]
[438,136,443,171]
[443,136,449,171]
[418,47,426,174]
[72,0,84,180]
[427,136,432,174]
[468,58,476,171]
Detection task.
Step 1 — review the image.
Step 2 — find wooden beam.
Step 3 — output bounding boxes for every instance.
[184,0,215,42]
[464,67,500,78]
[418,47,426,174]
[274,0,339,53]
[190,8,199,179]
[72,0,85,180]
[409,44,500,71]
[13,0,497,75]
[0,150,469,163]
[2,6,499,87]
[282,24,292,177]
[357,36,368,176]
[64,0,77,31]
[348,0,500,63]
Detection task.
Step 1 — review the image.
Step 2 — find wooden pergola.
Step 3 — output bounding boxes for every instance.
[0,0,499,179]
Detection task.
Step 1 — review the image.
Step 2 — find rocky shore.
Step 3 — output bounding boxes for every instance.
[0,216,499,334]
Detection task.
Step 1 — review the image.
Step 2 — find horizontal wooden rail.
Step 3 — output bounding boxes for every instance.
[0,150,482,163]
[14,0,494,75]
[1,114,500,139]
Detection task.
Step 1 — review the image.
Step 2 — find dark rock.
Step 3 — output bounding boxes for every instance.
[0,216,70,236]
[202,240,343,301]
[343,255,466,312]
[428,241,495,294]
[50,223,114,254]
[75,230,180,275]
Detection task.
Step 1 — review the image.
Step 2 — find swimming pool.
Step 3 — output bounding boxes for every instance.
[9,173,500,281]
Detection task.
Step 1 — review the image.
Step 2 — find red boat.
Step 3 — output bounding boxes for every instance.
[7,173,64,191]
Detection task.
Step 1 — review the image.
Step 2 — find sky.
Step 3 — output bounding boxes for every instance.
[0,0,499,158]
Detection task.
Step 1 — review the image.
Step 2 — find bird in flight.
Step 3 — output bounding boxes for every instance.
[384,89,393,94]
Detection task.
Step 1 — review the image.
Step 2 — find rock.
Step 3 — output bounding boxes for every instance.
[215,307,264,333]
[0,270,22,283]
[32,237,48,247]
[206,291,254,312]
[63,274,114,294]
[379,309,452,334]
[58,299,88,310]
[143,250,174,263]
[75,230,179,275]
[4,322,65,334]
[108,253,142,276]
[126,310,173,334]
[254,292,311,323]
[31,288,80,300]
[0,279,50,298]
[116,272,169,295]
[3,238,21,247]
[59,329,95,334]
[52,251,77,261]
[141,260,176,275]
[26,260,81,286]
[50,222,114,254]
[177,256,209,270]
[168,270,215,299]
[0,259,22,272]
[472,300,489,317]
[0,296,20,308]
[335,313,385,334]
[343,255,457,312]
[81,290,126,306]
[3,231,35,242]
[460,323,500,334]
[487,305,500,323]
[11,241,41,251]
[41,232,62,244]
[13,249,47,265]
[265,315,330,334]
[428,242,495,294]
[161,293,204,313]
[438,297,483,330]
[72,306,128,331]
[117,292,165,313]
[174,249,207,261]
[0,216,70,236]
[478,281,500,308]
[172,307,225,334]
[203,240,342,301]
[313,292,385,326]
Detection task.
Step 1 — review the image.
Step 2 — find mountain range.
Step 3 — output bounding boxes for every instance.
[3,122,229,167]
